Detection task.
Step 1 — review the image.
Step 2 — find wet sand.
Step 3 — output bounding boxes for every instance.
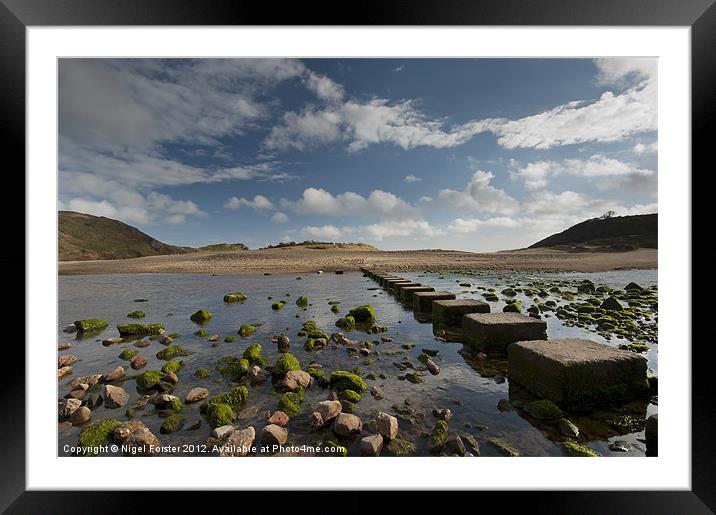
[59,247,657,275]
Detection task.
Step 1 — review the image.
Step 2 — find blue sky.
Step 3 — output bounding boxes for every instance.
[58,58,657,251]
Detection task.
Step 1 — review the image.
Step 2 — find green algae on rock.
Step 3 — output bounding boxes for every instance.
[348,304,377,323]
[335,315,356,330]
[562,439,600,457]
[190,309,213,324]
[272,353,300,377]
[135,370,164,390]
[78,418,122,455]
[429,420,448,451]
[522,400,564,421]
[155,344,187,360]
[205,403,233,428]
[216,356,249,380]
[126,310,145,319]
[194,328,209,337]
[296,295,309,307]
[278,390,304,416]
[242,343,264,365]
[329,370,367,394]
[194,367,211,379]
[117,323,165,336]
[298,320,329,340]
[161,359,183,374]
[74,319,109,333]
[487,437,519,457]
[160,413,185,434]
[118,348,138,360]
[238,324,256,337]
[223,292,247,303]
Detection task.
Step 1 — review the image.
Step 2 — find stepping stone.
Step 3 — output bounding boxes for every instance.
[385,278,411,290]
[400,286,435,303]
[413,291,456,312]
[433,299,490,327]
[392,282,422,295]
[462,312,546,354]
[379,276,402,287]
[507,338,649,409]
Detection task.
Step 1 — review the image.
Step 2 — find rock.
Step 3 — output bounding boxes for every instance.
[185,387,209,403]
[370,385,384,400]
[103,384,129,408]
[134,395,151,409]
[558,418,580,438]
[103,366,126,383]
[249,365,270,384]
[625,282,642,291]
[153,394,180,409]
[333,413,362,437]
[426,360,440,375]
[462,312,547,355]
[432,299,490,327]
[134,339,150,348]
[58,342,72,350]
[162,372,179,385]
[67,374,103,389]
[130,355,147,370]
[219,427,256,457]
[446,434,466,456]
[63,324,78,333]
[207,334,220,342]
[68,389,87,401]
[277,334,290,351]
[522,400,564,421]
[113,420,148,441]
[85,393,103,410]
[432,408,453,421]
[187,418,202,430]
[645,414,658,457]
[267,410,289,427]
[413,291,456,312]
[120,423,161,456]
[476,352,487,360]
[308,411,324,430]
[385,437,417,456]
[600,296,624,311]
[376,412,399,440]
[508,339,649,409]
[360,434,384,456]
[59,397,81,419]
[102,337,123,346]
[58,421,73,430]
[261,424,288,446]
[316,400,342,422]
[282,370,312,390]
[58,355,78,368]
[158,334,173,345]
[212,424,236,439]
[58,366,73,379]
[497,399,513,412]
[428,420,449,452]
[609,440,631,452]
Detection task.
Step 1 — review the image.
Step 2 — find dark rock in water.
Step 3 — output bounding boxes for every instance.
[70,406,92,425]
[432,408,453,421]
[609,440,631,452]
[497,399,513,412]
[309,411,324,430]
[446,434,466,456]
[134,339,150,348]
[187,418,202,430]
[63,324,78,334]
[558,418,579,438]
[645,414,658,456]
[625,282,643,291]
[86,393,104,410]
[600,296,624,311]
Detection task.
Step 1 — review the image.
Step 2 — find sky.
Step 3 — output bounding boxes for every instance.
[57,58,657,251]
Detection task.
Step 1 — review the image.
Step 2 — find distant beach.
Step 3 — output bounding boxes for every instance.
[59,247,658,276]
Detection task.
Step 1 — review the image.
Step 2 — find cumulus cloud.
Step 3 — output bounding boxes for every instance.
[305,71,345,102]
[634,141,658,154]
[447,216,520,233]
[281,187,416,220]
[299,218,441,241]
[510,155,656,193]
[438,171,520,215]
[224,195,273,210]
[302,224,347,239]
[404,174,422,183]
[594,57,657,85]
[271,212,289,224]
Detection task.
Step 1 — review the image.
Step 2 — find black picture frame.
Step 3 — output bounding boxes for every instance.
[1,0,709,512]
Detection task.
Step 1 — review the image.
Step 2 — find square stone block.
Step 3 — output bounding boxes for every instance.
[462,312,546,354]
[393,282,422,294]
[413,291,456,312]
[433,299,490,327]
[381,277,402,287]
[385,279,411,290]
[400,286,435,302]
[507,338,649,409]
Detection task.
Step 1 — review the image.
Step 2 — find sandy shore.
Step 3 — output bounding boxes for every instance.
[58,247,657,275]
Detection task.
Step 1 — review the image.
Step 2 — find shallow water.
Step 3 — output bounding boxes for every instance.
[58,269,657,457]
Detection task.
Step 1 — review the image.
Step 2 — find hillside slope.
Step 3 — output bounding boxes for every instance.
[529,213,657,251]
[59,211,193,261]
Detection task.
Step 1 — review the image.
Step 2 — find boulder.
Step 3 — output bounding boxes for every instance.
[185,387,209,403]
[376,412,399,440]
[309,411,324,430]
[122,425,161,456]
[219,427,256,457]
[282,370,312,391]
[103,366,126,383]
[103,384,129,408]
[58,366,73,379]
[59,397,81,419]
[446,434,466,456]
[113,420,149,442]
[162,372,179,385]
[645,414,658,457]
[316,400,342,422]
[130,355,147,370]
[58,355,78,368]
[69,406,92,425]
[432,408,453,421]
[212,424,236,440]
[360,434,384,456]
[267,410,289,427]
[600,296,624,311]
[333,413,362,437]
[249,366,270,384]
[261,424,288,446]
[85,393,104,410]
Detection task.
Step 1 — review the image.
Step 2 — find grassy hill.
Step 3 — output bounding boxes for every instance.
[59,211,196,261]
[529,213,657,251]
[197,243,249,252]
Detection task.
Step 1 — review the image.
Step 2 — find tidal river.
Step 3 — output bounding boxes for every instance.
[58,269,657,457]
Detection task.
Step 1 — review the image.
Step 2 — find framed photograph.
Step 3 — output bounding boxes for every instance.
[4,0,710,511]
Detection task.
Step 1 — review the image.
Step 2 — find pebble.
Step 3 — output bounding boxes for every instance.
[69,406,91,426]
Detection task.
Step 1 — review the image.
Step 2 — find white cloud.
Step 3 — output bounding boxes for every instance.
[271,212,289,224]
[447,216,520,233]
[510,155,656,193]
[282,187,416,220]
[594,58,657,85]
[305,71,345,102]
[299,218,441,241]
[404,174,422,183]
[302,224,347,239]
[393,65,405,73]
[224,195,273,210]
[438,171,519,215]
[419,196,433,203]
[634,141,658,154]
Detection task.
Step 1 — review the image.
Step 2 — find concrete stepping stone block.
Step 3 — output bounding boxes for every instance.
[433,299,490,327]
[400,286,435,302]
[462,312,546,354]
[413,291,456,312]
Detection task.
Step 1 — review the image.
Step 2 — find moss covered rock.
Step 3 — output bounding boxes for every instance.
[224,335,236,343]
[74,319,109,333]
[190,309,212,324]
[117,323,165,336]
[223,292,247,303]
[385,437,417,456]
[329,370,367,394]
[201,386,249,414]
[206,403,233,428]
[238,324,256,337]
[135,370,164,390]
[299,320,328,340]
[78,418,122,455]
[194,367,211,379]
[335,315,356,330]
[562,439,599,457]
[118,348,138,360]
[429,420,449,451]
[523,400,564,421]
[296,295,309,308]
[503,301,522,313]
[156,345,185,360]
[242,343,264,365]
[339,389,362,403]
[194,328,209,337]
[216,356,249,380]
[127,310,145,319]
[160,413,184,434]
[161,359,183,374]
[278,390,304,416]
[348,305,376,323]
[272,353,300,377]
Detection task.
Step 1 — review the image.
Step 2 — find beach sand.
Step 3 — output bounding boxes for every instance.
[58,247,657,275]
